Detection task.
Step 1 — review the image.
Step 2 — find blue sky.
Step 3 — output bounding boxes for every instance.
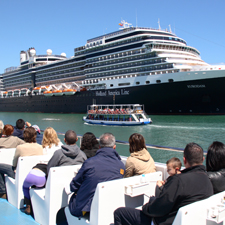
[0,0,225,73]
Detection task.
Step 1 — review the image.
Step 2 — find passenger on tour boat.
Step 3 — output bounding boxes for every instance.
[114,142,213,225]
[0,127,43,199]
[155,157,182,197]
[42,127,63,155]
[124,133,156,178]
[67,133,125,218]
[0,120,4,138]
[0,124,25,148]
[12,119,28,140]
[22,129,86,215]
[206,141,225,194]
[80,132,99,158]
[32,125,43,145]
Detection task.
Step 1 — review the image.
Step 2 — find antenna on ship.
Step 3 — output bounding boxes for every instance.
[136,10,138,28]
[158,18,161,30]
[169,24,172,33]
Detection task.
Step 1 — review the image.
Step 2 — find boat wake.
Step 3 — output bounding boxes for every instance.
[151,124,225,130]
[42,118,61,121]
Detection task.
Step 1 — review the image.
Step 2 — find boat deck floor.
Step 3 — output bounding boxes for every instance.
[0,198,68,225]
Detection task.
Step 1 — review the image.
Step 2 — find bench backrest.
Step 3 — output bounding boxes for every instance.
[90,171,162,225]
[172,191,225,225]
[0,148,16,165]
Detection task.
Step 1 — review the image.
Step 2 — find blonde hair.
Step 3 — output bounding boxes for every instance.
[0,120,4,134]
[42,127,60,148]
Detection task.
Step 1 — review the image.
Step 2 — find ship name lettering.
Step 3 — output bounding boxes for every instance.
[187,85,206,88]
[108,90,120,96]
[96,91,107,96]
[121,89,129,95]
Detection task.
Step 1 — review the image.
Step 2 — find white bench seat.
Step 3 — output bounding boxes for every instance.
[5,154,52,209]
[65,171,162,225]
[30,164,82,225]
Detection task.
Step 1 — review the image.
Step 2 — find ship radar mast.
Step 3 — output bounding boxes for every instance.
[119,20,133,29]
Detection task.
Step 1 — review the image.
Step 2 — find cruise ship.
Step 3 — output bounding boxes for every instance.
[1,21,225,114]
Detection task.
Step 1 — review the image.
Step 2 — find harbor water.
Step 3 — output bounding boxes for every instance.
[1,112,225,164]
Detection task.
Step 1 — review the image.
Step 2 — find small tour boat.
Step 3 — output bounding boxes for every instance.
[62,89,77,95]
[83,104,152,126]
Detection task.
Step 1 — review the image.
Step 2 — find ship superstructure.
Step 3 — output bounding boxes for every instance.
[1,21,225,114]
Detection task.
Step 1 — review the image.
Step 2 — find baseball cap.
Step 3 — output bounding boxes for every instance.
[32,125,41,134]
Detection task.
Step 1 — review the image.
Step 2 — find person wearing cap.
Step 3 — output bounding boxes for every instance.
[32,125,43,145]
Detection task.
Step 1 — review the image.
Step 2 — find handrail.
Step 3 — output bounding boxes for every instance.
[41,130,208,155]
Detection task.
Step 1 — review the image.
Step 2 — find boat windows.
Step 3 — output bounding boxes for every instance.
[110,84,113,87]
[156,80,161,83]
[146,81,150,84]
[136,82,140,85]
[168,79,174,83]
[118,83,130,86]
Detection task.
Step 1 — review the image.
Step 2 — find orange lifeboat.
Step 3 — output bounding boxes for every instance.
[80,87,87,92]
[62,89,76,95]
[52,90,63,96]
[43,90,53,97]
[3,91,8,97]
[33,87,41,93]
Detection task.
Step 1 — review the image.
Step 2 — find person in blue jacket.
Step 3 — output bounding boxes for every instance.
[68,132,125,218]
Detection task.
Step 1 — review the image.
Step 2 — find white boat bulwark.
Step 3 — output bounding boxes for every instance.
[83,104,152,126]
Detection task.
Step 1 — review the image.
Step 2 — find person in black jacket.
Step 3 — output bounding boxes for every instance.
[206,141,225,194]
[114,142,213,225]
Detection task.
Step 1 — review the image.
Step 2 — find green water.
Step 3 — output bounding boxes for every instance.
[1,112,225,164]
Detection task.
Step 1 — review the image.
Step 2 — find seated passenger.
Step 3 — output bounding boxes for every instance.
[80,132,99,158]
[207,141,225,194]
[12,119,27,140]
[0,125,25,148]
[23,130,86,215]
[42,127,63,155]
[114,142,213,225]
[0,120,4,138]
[0,127,43,199]
[125,133,156,178]
[32,125,43,145]
[67,133,125,218]
[155,157,182,197]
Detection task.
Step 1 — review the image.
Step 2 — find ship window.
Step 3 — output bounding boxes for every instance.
[168,79,174,83]
[118,83,130,86]
[146,81,150,84]
[156,80,161,83]
[136,82,140,85]
[110,84,113,87]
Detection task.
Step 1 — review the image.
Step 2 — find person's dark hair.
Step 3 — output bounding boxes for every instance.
[206,141,225,172]
[183,142,204,166]
[166,157,182,170]
[129,133,147,153]
[80,132,99,150]
[65,130,77,145]
[2,124,14,136]
[23,127,37,143]
[99,133,115,148]
[16,119,25,130]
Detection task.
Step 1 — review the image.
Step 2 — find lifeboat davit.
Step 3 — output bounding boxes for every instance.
[14,89,20,96]
[62,89,76,95]
[52,90,63,96]
[8,90,13,96]
[43,90,53,97]
[21,88,28,95]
